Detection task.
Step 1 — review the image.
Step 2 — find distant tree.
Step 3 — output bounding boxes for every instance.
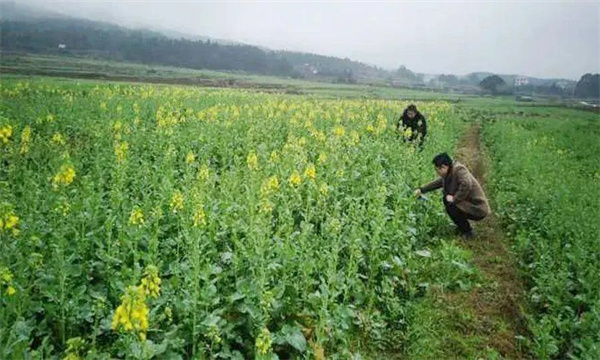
[396,65,418,81]
[479,75,507,94]
[464,73,481,85]
[438,74,459,86]
[574,73,600,99]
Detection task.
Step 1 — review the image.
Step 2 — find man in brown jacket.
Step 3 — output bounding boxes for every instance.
[414,153,490,238]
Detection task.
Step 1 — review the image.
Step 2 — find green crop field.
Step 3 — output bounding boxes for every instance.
[0,75,598,359]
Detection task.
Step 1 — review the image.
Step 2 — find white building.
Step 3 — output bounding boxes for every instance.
[514,76,529,87]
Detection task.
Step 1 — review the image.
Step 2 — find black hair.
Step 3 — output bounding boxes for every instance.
[406,104,418,112]
[432,153,453,167]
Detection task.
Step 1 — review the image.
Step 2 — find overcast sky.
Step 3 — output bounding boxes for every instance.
[15,0,600,79]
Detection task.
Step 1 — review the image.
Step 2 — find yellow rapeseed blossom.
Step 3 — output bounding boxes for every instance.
[0,125,13,145]
[0,266,16,296]
[260,176,279,195]
[376,114,388,133]
[319,183,329,197]
[259,199,274,214]
[51,132,66,146]
[193,207,207,227]
[207,324,222,344]
[366,124,375,133]
[311,130,326,142]
[140,265,161,299]
[63,337,85,360]
[20,126,31,154]
[269,150,279,164]
[129,208,144,226]
[255,327,272,355]
[114,141,129,164]
[333,126,345,137]
[170,190,184,213]
[185,151,195,164]
[304,164,316,180]
[317,152,328,164]
[52,164,76,188]
[349,130,360,145]
[113,120,123,133]
[198,164,210,181]
[289,172,302,187]
[247,151,259,171]
[111,285,149,340]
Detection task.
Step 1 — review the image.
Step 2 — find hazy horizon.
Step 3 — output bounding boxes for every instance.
[9,0,600,80]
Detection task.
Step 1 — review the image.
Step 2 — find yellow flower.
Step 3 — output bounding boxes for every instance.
[333,126,345,137]
[114,141,129,164]
[289,172,302,187]
[255,327,272,355]
[269,150,279,164]
[247,151,259,171]
[129,208,144,226]
[185,151,195,164]
[113,121,123,133]
[140,265,161,299]
[349,130,360,145]
[52,164,76,187]
[20,126,31,154]
[304,164,316,180]
[193,208,207,227]
[170,191,184,213]
[260,176,279,195]
[198,164,210,181]
[366,124,375,133]
[207,324,222,344]
[51,132,66,146]
[317,152,328,164]
[0,267,16,296]
[63,337,85,360]
[259,199,274,214]
[0,267,13,283]
[3,214,19,230]
[319,183,329,196]
[0,125,13,144]
[111,286,149,339]
[403,127,413,139]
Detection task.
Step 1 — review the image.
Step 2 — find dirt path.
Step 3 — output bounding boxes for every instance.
[436,123,530,358]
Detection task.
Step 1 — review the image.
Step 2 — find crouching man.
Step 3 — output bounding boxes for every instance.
[415,153,490,238]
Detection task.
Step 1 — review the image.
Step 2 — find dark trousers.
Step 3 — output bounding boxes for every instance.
[443,197,484,234]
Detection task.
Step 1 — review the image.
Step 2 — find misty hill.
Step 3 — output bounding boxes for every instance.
[0,2,582,94]
[0,4,393,83]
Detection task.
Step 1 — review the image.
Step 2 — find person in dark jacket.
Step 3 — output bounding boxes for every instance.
[414,153,490,238]
[397,104,427,146]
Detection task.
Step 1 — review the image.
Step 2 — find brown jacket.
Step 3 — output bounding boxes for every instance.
[420,162,490,219]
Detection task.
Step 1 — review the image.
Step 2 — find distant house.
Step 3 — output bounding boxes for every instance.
[58,43,67,51]
[514,76,529,87]
[302,63,319,76]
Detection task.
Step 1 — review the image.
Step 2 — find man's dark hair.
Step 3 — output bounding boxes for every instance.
[432,153,453,167]
[406,104,418,112]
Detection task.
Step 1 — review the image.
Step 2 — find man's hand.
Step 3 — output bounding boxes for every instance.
[445,194,455,203]
[414,188,422,197]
